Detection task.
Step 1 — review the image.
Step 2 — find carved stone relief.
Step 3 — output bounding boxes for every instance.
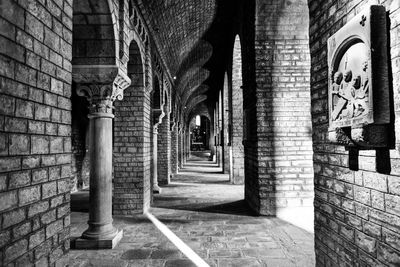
[327,5,390,148]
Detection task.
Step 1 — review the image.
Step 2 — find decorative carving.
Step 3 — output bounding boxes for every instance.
[327,5,390,148]
[329,45,372,128]
[73,65,131,114]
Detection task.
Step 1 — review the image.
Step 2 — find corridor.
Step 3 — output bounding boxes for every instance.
[67,154,315,267]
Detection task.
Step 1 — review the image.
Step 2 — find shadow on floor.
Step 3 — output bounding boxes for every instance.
[156,200,257,217]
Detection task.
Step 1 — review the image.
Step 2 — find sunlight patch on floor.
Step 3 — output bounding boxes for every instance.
[145,212,210,267]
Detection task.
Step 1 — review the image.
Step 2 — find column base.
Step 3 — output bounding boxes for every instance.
[73,229,123,249]
[153,185,162,194]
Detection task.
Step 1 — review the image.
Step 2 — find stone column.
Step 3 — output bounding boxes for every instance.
[72,65,130,249]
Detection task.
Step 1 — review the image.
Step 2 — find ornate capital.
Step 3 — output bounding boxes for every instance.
[73,65,131,114]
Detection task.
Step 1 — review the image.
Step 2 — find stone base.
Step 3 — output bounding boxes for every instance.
[153,185,162,194]
[72,230,123,249]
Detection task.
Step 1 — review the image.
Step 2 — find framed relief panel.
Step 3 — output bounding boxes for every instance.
[327,5,390,147]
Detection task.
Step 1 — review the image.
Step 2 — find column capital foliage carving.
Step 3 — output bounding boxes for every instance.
[73,65,131,114]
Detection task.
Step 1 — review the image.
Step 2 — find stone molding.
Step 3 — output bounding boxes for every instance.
[153,108,165,127]
[73,65,131,114]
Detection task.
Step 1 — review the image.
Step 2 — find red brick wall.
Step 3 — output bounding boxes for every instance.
[309,0,400,265]
[0,0,73,265]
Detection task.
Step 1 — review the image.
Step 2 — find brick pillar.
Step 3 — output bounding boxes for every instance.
[178,129,183,169]
[170,125,178,176]
[242,0,314,231]
[223,74,231,175]
[73,66,129,248]
[231,36,245,184]
[157,109,171,185]
[209,113,216,161]
[113,44,152,215]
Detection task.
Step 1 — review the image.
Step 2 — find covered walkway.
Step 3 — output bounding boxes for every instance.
[67,153,315,267]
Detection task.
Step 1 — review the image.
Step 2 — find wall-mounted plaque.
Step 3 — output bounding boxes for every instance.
[327,5,390,147]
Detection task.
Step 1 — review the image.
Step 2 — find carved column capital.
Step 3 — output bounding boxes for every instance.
[73,65,131,114]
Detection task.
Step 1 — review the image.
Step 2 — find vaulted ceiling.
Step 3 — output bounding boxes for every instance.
[136,0,239,120]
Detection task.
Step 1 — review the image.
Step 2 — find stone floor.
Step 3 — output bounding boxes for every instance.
[65,152,315,267]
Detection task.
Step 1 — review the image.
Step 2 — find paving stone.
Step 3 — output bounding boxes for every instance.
[68,156,314,266]
[120,249,152,260]
[150,249,182,259]
[164,259,196,267]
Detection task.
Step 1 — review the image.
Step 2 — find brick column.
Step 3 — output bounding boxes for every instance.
[223,75,230,174]
[242,0,314,230]
[231,36,245,184]
[72,66,130,249]
[152,109,164,193]
[170,124,178,176]
[209,113,216,161]
[178,129,183,169]
[157,109,171,185]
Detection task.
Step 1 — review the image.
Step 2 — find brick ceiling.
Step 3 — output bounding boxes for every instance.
[137,0,237,113]
[136,0,219,112]
[137,0,216,76]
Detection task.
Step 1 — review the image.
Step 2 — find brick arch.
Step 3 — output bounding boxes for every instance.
[72,0,119,65]
[113,38,152,215]
[70,0,121,192]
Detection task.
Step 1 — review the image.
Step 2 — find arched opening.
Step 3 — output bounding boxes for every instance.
[70,0,117,211]
[151,76,163,194]
[190,115,210,152]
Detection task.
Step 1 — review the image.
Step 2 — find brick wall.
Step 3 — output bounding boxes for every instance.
[158,94,171,185]
[113,41,152,215]
[309,0,400,265]
[242,0,314,231]
[0,0,73,265]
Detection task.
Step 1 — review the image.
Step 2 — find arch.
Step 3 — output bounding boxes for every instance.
[71,0,118,193]
[72,0,118,65]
